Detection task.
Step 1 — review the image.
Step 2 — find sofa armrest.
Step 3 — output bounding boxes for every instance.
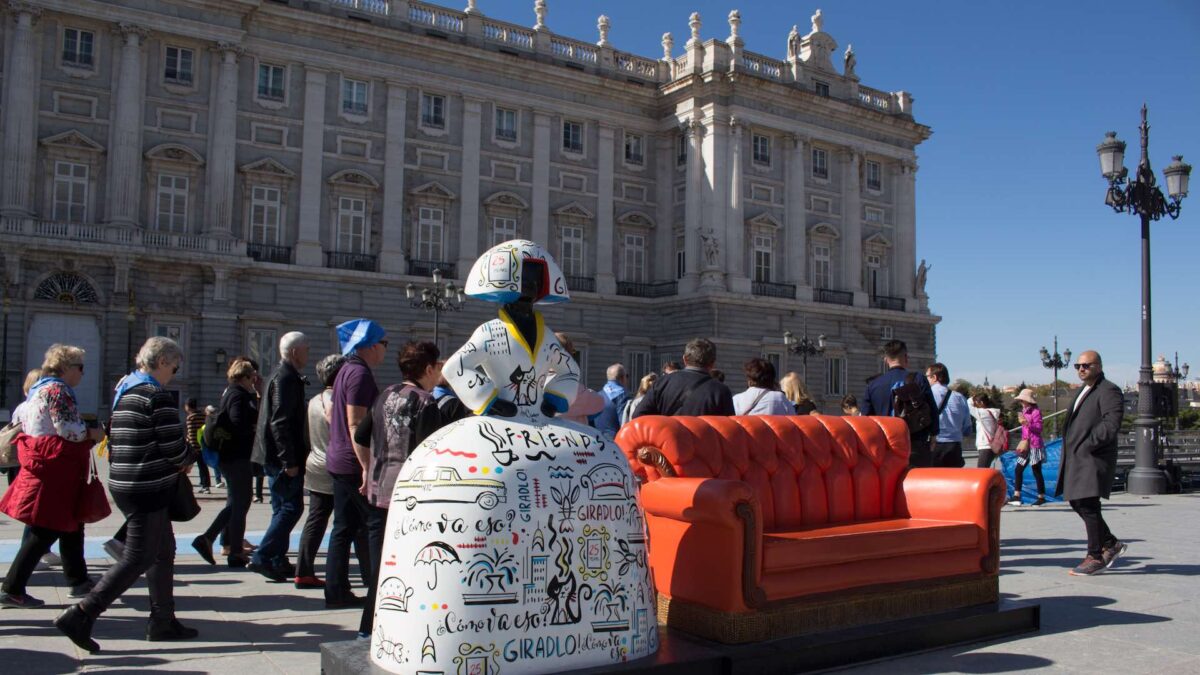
[640,478,766,611]
[895,468,1006,573]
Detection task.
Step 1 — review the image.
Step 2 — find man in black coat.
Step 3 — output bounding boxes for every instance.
[632,338,734,418]
[250,332,311,580]
[1057,350,1126,576]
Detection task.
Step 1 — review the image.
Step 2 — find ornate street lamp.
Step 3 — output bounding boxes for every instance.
[782,327,826,382]
[1170,352,1189,431]
[1096,105,1191,495]
[406,267,464,346]
[1039,336,1071,416]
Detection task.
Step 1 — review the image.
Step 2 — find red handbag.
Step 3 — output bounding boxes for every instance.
[988,411,1010,452]
[76,446,112,524]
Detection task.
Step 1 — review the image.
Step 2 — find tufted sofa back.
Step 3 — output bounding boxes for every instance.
[616,415,912,532]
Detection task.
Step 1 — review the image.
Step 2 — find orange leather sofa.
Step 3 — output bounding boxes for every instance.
[616,414,1006,643]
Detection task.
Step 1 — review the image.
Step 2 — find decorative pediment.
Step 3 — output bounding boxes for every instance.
[747,212,782,230]
[145,143,205,164]
[328,169,380,189]
[617,210,655,229]
[809,222,840,239]
[864,233,892,248]
[483,190,529,210]
[40,130,105,153]
[553,201,593,220]
[408,180,455,200]
[240,157,295,178]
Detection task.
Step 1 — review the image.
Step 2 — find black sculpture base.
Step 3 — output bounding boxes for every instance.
[320,600,1039,675]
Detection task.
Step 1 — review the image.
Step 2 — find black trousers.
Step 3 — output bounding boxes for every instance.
[202,457,253,560]
[326,472,371,603]
[296,490,370,582]
[932,441,966,468]
[360,504,388,634]
[252,462,265,501]
[2,525,88,595]
[908,437,933,468]
[1070,497,1117,559]
[79,507,176,619]
[1014,461,1046,496]
[195,457,212,489]
[976,448,998,469]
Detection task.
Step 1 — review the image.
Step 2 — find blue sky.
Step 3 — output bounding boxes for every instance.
[476,1,1200,388]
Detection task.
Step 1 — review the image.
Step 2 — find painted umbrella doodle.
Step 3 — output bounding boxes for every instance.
[414,541,460,590]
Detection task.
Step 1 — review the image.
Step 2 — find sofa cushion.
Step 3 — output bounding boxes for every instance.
[762,518,980,572]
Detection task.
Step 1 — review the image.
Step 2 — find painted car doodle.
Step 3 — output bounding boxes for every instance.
[393,466,507,511]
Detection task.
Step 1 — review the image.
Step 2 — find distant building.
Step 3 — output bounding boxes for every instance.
[0,1,937,414]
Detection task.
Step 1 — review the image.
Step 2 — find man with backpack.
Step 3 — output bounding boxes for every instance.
[862,340,940,467]
[925,363,974,468]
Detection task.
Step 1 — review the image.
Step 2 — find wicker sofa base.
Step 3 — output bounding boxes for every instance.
[657,574,999,644]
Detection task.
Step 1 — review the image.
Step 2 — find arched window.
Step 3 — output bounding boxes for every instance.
[34,272,99,304]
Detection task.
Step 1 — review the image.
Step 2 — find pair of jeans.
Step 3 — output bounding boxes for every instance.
[253,466,305,569]
[79,508,176,619]
[296,490,371,582]
[326,471,371,603]
[202,457,253,561]
[1070,497,1116,559]
[360,504,389,634]
[2,525,88,595]
[932,441,966,468]
[977,448,998,469]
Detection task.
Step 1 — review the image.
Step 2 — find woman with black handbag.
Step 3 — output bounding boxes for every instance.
[54,336,197,653]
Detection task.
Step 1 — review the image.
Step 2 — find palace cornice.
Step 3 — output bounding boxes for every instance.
[28,0,248,44]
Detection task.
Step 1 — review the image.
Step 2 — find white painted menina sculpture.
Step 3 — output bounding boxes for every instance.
[372,240,658,674]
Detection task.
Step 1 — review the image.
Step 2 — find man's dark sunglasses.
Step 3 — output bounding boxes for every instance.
[1074,362,1097,370]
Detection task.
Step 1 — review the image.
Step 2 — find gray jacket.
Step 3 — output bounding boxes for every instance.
[1056,375,1124,500]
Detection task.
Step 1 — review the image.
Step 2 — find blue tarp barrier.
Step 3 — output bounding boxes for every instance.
[997,438,1062,503]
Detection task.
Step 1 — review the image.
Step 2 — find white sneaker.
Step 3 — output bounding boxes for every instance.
[1006,498,1022,506]
[41,552,62,567]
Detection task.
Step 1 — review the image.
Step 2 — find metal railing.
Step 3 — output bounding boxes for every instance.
[617,281,678,298]
[565,275,595,293]
[326,251,377,272]
[870,295,905,311]
[247,243,292,264]
[752,281,796,299]
[408,259,455,277]
[814,288,854,306]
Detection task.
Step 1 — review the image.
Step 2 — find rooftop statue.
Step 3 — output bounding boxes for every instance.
[371,240,658,674]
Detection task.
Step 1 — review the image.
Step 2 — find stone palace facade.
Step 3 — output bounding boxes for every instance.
[0,0,937,416]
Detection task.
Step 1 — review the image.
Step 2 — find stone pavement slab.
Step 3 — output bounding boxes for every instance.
[1,488,1197,673]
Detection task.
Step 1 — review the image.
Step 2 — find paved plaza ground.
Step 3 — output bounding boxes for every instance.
[1,487,1198,673]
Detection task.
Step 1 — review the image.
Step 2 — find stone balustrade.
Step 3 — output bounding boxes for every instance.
[740,50,784,81]
[550,36,599,65]
[407,1,464,33]
[482,19,534,50]
[331,0,390,15]
[858,85,893,112]
[4,217,245,256]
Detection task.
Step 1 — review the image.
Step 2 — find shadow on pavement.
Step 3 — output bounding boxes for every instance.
[0,647,85,674]
[1037,594,1171,632]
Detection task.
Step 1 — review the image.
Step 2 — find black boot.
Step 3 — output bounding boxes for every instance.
[147,616,199,641]
[54,604,100,653]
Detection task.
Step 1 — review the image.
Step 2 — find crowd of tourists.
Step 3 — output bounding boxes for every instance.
[0,328,1128,652]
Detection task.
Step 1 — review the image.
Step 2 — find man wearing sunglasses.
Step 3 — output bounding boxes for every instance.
[1058,351,1126,576]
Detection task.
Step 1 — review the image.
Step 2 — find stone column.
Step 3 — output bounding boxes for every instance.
[457,97,483,278]
[841,148,865,306]
[785,134,811,300]
[106,24,149,227]
[895,159,918,307]
[379,82,409,274]
[531,111,552,246]
[595,123,616,294]
[725,118,749,293]
[295,67,328,267]
[205,44,241,235]
[0,5,40,217]
[680,120,704,290]
[701,115,729,290]
[654,132,674,281]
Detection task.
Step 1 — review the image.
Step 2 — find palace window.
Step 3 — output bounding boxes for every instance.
[495,107,518,142]
[562,120,583,154]
[811,148,829,179]
[753,233,773,283]
[155,174,189,231]
[342,78,369,115]
[491,216,517,247]
[421,93,445,128]
[624,133,644,165]
[866,160,882,191]
[62,28,95,69]
[676,133,688,167]
[336,197,368,254]
[812,243,832,289]
[247,328,278,371]
[560,225,585,276]
[52,162,88,223]
[257,63,286,100]
[620,233,646,283]
[249,186,282,245]
[416,206,444,261]
[866,206,885,224]
[814,80,830,97]
[825,356,847,396]
[164,46,194,85]
[752,133,772,166]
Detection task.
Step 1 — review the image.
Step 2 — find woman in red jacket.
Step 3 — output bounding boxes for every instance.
[0,344,105,607]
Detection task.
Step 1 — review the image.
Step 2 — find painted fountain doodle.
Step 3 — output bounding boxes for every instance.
[372,240,656,674]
